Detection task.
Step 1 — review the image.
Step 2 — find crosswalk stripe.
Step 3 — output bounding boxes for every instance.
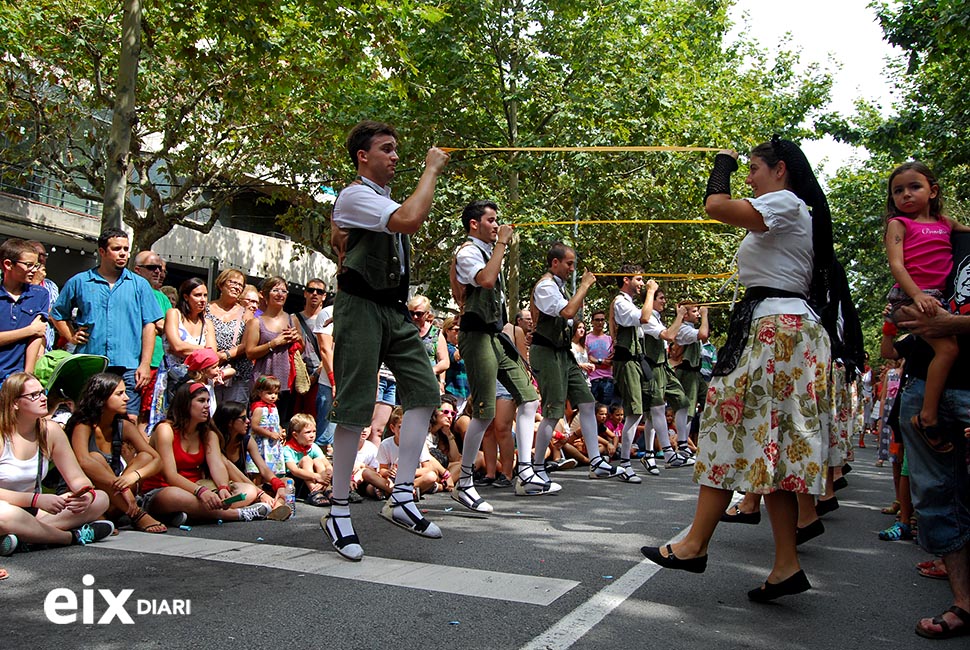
[95,532,579,606]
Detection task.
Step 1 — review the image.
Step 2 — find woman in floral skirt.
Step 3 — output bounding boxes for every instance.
[641,137,836,602]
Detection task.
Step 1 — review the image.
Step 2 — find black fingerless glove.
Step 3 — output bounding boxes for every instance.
[704,153,739,203]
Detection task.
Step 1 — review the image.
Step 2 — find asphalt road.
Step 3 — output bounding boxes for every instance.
[0,445,952,649]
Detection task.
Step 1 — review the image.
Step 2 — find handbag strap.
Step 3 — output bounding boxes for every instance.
[34,419,46,495]
[111,417,124,475]
[294,313,322,359]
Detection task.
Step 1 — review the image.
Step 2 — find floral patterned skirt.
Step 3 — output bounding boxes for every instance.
[827,362,852,466]
[693,314,832,495]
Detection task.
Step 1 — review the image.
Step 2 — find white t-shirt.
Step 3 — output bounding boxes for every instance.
[313,305,334,387]
[739,189,816,320]
[354,439,380,470]
[377,437,432,467]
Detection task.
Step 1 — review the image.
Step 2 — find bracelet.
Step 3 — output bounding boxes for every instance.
[269,477,286,492]
[496,241,509,247]
[194,485,208,498]
[134,469,142,482]
[218,484,230,493]
[256,491,266,500]
[31,492,39,508]
[327,371,335,385]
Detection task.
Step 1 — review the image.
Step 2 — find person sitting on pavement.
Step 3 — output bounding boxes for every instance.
[0,372,114,555]
[66,372,166,533]
[283,413,333,507]
[378,407,440,497]
[212,402,288,517]
[349,427,386,501]
[426,395,459,492]
[140,382,270,525]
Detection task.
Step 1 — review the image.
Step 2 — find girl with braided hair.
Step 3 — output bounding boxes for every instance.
[641,137,835,603]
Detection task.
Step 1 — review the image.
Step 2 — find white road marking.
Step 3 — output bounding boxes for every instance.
[519,529,689,650]
[96,532,579,606]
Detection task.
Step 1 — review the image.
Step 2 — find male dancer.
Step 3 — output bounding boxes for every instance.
[609,265,660,483]
[529,243,620,491]
[672,301,709,454]
[452,200,541,510]
[324,120,449,560]
[640,285,694,473]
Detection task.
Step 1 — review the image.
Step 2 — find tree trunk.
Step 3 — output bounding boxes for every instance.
[102,0,142,232]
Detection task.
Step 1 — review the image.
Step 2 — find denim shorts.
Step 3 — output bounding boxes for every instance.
[377,376,397,405]
[899,378,970,555]
[495,379,513,401]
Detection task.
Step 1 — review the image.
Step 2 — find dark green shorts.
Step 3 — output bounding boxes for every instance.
[674,366,702,412]
[614,358,647,416]
[458,330,538,419]
[529,344,594,420]
[646,361,689,410]
[330,292,440,428]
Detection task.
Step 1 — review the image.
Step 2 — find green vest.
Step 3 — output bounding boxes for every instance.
[682,339,702,369]
[643,312,666,364]
[340,228,410,304]
[534,278,572,349]
[461,241,505,326]
[614,296,644,357]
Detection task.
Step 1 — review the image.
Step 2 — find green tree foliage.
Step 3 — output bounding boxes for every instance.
[0,0,393,251]
[373,0,831,316]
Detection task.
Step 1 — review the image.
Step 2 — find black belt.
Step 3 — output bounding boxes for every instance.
[712,287,807,377]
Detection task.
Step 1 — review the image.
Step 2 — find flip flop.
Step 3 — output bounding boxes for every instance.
[919,565,948,580]
[911,414,954,454]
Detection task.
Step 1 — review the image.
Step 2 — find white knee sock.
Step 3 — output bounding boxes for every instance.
[650,405,672,453]
[578,402,609,466]
[534,418,557,480]
[393,406,435,511]
[331,425,361,505]
[461,417,493,487]
[621,415,643,464]
[515,400,539,476]
[675,408,690,446]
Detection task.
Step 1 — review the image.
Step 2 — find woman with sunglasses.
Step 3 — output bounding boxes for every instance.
[0,372,114,559]
[206,269,254,404]
[243,276,303,423]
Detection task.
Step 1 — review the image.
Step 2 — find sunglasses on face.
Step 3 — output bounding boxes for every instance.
[137,264,163,272]
[409,310,426,318]
[305,287,326,295]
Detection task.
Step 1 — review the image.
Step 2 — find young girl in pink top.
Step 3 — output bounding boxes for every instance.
[885,162,970,453]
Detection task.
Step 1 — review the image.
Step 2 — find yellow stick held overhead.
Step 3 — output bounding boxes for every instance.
[513,219,721,226]
[439,145,722,153]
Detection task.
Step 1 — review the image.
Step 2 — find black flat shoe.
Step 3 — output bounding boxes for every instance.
[748,569,811,602]
[841,463,853,475]
[815,496,839,517]
[720,505,761,525]
[833,477,848,491]
[795,519,825,545]
[641,543,708,574]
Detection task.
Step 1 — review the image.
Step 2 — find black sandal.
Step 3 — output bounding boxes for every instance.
[916,605,970,639]
[321,497,363,561]
[911,414,954,454]
[379,485,442,538]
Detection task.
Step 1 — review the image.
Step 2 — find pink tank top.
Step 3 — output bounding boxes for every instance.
[891,216,952,291]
